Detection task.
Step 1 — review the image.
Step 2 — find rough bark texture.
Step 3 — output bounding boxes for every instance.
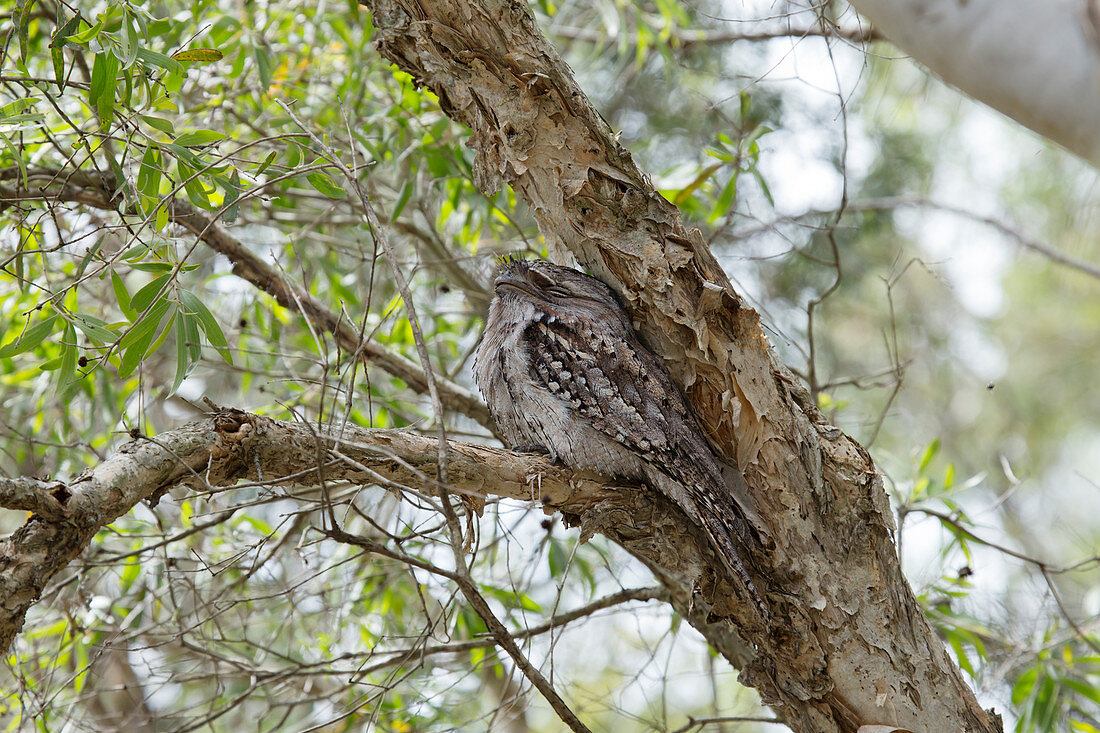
[0,411,752,706]
[361,1,1003,731]
[848,0,1100,167]
[0,410,611,653]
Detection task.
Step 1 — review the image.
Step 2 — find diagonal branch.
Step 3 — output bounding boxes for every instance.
[361,1,1003,730]
[0,169,494,428]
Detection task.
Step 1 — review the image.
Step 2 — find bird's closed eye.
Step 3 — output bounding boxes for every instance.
[528,269,571,297]
[528,269,555,289]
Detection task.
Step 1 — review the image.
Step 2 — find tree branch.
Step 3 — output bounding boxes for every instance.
[0,407,641,653]
[361,0,1003,730]
[0,168,494,428]
[553,24,881,48]
[0,476,71,521]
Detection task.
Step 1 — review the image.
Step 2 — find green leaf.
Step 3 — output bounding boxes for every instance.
[111,271,133,318]
[119,558,141,591]
[130,273,172,314]
[919,439,940,473]
[171,48,224,64]
[709,170,739,223]
[15,0,35,63]
[141,115,176,135]
[0,315,57,358]
[55,323,78,396]
[391,180,414,220]
[1012,666,1038,705]
[137,146,162,199]
[0,99,38,118]
[136,48,183,76]
[163,143,203,168]
[948,634,974,675]
[171,312,190,394]
[50,11,81,48]
[118,300,173,377]
[548,538,567,578]
[174,130,226,147]
[68,15,106,44]
[751,168,774,206]
[184,307,202,362]
[127,262,175,274]
[673,163,722,206]
[90,52,119,130]
[306,170,346,199]
[119,12,140,69]
[255,150,278,176]
[514,593,541,612]
[285,141,302,168]
[179,290,232,363]
[254,46,272,90]
[214,171,241,222]
[118,298,170,351]
[68,313,116,344]
[75,240,102,278]
[51,46,65,88]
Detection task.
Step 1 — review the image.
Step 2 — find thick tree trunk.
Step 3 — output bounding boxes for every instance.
[849,0,1100,167]
[361,1,1003,731]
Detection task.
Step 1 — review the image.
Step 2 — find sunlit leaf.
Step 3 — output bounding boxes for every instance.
[0,316,57,358]
[170,48,224,64]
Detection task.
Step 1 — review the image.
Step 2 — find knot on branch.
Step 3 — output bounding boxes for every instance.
[49,483,71,507]
[208,409,266,482]
[212,408,259,446]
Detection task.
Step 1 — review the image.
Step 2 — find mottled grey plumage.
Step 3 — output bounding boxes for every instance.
[474,258,766,617]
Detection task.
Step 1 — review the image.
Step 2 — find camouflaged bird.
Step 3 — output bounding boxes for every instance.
[474,258,766,617]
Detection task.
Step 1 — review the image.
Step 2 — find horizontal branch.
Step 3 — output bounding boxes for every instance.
[553,23,880,47]
[841,196,1100,280]
[0,168,494,428]
[363,1,1003,730]
[730,195,1100,280]
[0,477,71,522]
[0,408,690,653]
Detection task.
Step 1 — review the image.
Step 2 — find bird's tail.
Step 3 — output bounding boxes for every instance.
[702,511,770,621]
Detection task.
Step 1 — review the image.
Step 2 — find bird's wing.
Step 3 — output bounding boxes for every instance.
[522,316,687,462]
[523,315,769,619]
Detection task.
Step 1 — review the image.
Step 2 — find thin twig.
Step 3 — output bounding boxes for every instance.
[275,102,591,733]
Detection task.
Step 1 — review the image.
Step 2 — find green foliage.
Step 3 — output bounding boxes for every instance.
[0,0,1097,731]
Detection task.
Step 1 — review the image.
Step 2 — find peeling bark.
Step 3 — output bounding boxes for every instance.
[360,1,1003,731]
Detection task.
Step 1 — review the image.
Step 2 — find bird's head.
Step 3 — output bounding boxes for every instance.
[491,258,632,331]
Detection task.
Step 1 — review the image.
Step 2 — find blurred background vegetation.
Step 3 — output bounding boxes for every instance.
[0,0,1097,731]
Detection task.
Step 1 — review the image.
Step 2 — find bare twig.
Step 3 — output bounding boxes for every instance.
[0,168,494,428]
